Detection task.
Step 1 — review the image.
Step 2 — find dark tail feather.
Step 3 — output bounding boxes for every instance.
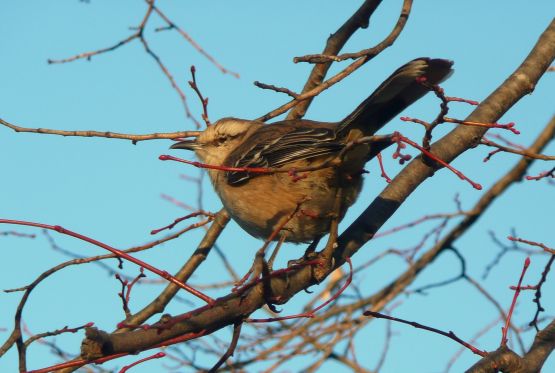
[338,58,454,136]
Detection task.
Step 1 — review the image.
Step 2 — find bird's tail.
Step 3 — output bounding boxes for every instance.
[338,58,454,136]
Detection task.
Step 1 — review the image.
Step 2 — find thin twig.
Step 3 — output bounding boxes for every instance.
[0,118,199,144]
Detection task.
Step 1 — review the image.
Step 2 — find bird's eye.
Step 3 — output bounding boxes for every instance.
[216,136,227,144]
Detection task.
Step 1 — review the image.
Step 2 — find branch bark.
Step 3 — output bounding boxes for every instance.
[285,0,382,120]
[66,18,555,372]
[335,18,555,261]
[258,0,412,122]
[0,118,199,144]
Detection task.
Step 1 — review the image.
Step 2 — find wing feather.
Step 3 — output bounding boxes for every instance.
[226,126,342,185]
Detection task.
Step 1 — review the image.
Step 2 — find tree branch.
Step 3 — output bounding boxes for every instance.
[60,19,555,371]
[0,118,199,144]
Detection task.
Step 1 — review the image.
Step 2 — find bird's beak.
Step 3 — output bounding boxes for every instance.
[170,139,199,151]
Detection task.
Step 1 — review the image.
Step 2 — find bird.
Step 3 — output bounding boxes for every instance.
[171,58,453,244]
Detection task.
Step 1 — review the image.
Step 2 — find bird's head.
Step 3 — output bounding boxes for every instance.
[170,118,259,165]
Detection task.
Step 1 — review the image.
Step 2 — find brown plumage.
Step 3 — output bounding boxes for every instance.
[171,58,454,243]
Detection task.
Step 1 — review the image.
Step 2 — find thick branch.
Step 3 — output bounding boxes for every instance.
[336,18,555,261]
[285,0,382,120]
[466,319,555,373]
[117,209,230,329]
[259,114,555,355]
[259,0,412,122]
[67,20,555,369]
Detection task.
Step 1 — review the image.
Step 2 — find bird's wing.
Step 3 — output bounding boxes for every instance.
[225,125,343,185]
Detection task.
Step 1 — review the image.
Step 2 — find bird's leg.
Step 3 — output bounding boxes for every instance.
[233,236,285,312]
[267,234,287,270]
[303,235,322,258]
[233,211,295,293]
[257,232,291,311]
[287,235,321,268]
[260,253,281,313]
[314,186,343,282]
[232,244,268,292]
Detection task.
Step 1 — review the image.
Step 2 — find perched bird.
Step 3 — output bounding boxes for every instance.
[171,58,453,243]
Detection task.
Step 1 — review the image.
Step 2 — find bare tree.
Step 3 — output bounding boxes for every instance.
[1,2,554,372]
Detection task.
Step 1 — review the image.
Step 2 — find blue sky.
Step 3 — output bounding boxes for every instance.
[1,1,554,372]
